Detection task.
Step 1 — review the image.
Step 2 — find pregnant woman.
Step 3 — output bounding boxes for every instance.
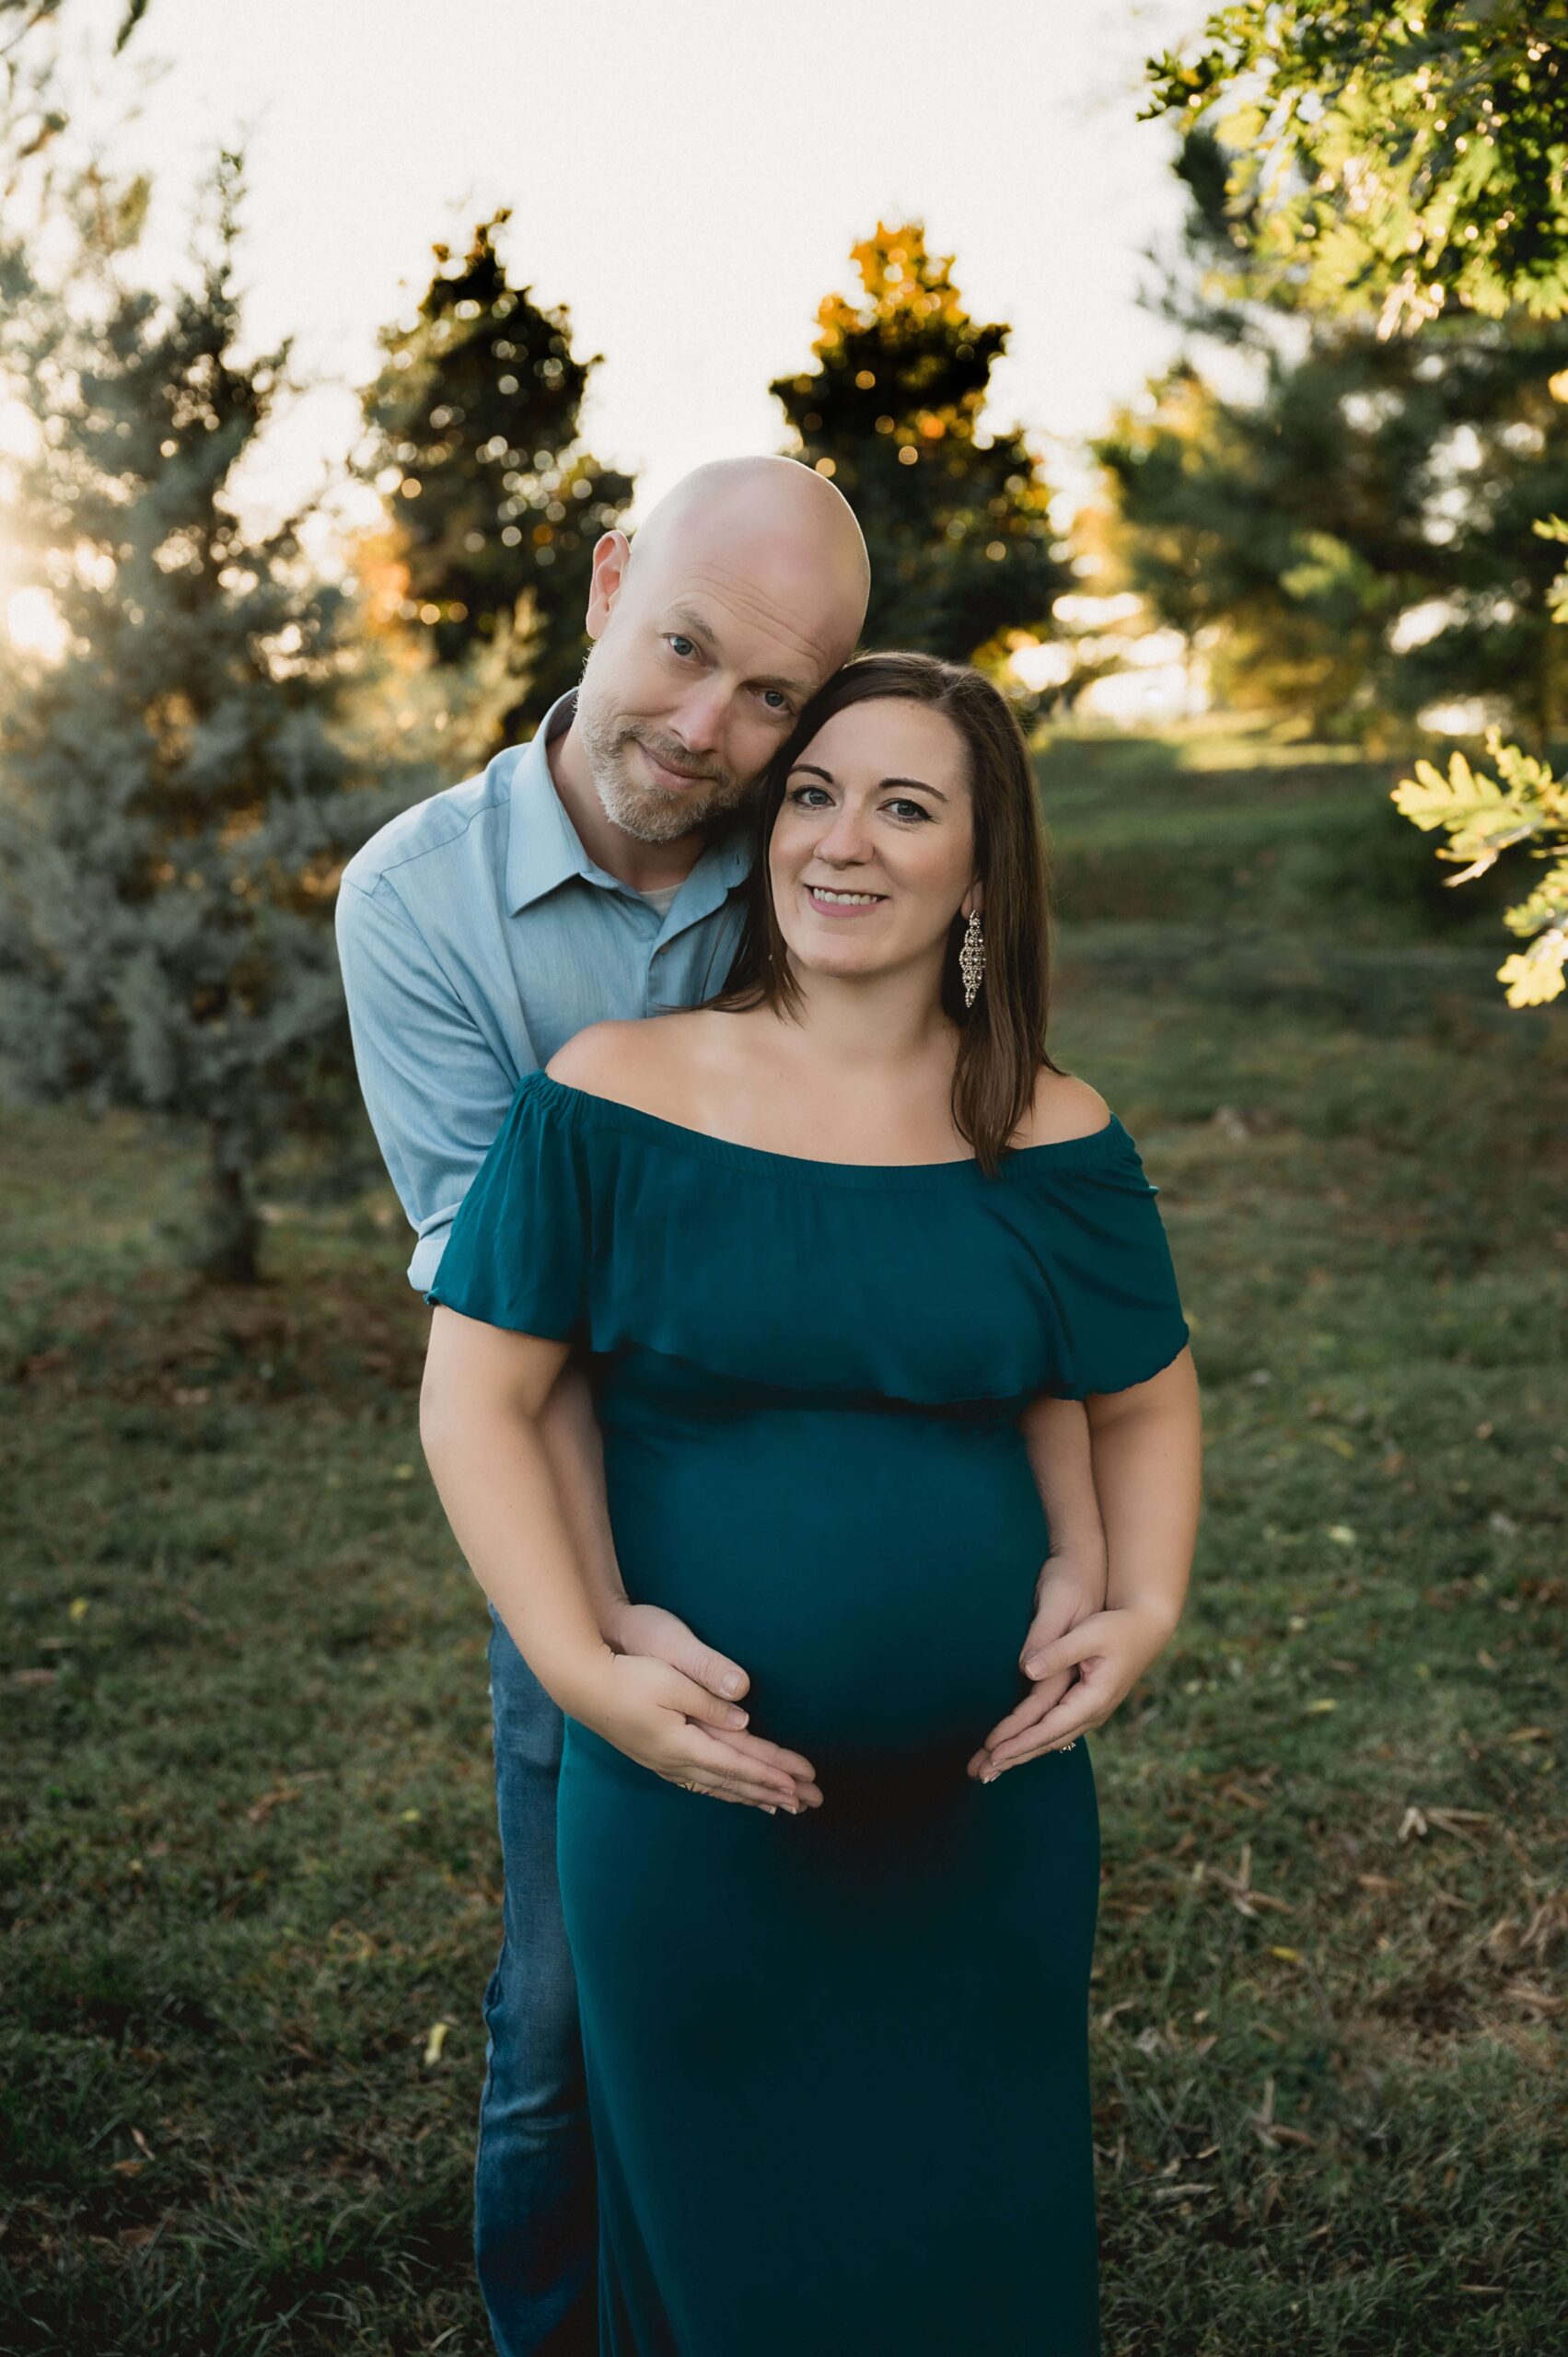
[421,652,1203,2355]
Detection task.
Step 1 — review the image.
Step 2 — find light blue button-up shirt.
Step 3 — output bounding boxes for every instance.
[335,689,751,1292]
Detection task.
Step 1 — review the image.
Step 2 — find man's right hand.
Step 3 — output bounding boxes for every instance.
[596,1600,822,1813]
[567,1646,821,1814]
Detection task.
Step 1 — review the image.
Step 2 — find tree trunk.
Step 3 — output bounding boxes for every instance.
[201,1121,261,1286]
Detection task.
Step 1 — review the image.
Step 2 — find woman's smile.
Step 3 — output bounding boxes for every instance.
[804,882,889,914]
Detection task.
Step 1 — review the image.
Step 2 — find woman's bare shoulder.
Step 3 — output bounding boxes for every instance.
[544,1011,726,1120]
[1015,1068,1112,1148]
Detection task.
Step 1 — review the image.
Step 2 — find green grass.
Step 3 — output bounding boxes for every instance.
[3,731,1564,2354]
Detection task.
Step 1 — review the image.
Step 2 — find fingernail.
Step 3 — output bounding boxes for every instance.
[726,1707,749,1727]
[981,1768,999,1784]
[1024,1658,1045,1678]
[762,1805,777,1816]
[722,1672,745,1698]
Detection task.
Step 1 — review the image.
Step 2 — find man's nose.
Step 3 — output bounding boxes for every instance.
[667,679,729,755]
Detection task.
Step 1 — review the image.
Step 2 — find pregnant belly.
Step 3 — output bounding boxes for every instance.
[601,1399,1047,1769]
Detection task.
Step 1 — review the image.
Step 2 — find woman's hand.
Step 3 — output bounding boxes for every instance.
[568,1647,822,1815]
[967,1598,1179,1782]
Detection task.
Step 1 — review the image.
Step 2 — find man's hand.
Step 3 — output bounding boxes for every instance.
[600,1597,822,1812]
[968,1598,1179,1781]
[963,1550,1103,1782]
[958,1550,1100,1782]
[568,1647,822,1815]
[603,1596,749,1701]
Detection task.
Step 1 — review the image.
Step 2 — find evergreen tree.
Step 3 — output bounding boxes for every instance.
[0,155,420,1283]
[1091,135,1568,744]
[772,222,1069,666]
[1095,322,1568,742]
[363,213,633,740]
[1143,15,1568,1004]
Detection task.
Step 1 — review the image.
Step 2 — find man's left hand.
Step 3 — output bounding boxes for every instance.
[965,1551,1104,1782]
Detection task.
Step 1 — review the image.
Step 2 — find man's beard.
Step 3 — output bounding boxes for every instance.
[576,706,754,844]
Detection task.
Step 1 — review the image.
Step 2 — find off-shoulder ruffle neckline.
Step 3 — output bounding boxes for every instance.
[528,1068,1131,1190]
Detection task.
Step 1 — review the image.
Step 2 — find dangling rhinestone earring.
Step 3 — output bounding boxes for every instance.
[959,908,986,1009]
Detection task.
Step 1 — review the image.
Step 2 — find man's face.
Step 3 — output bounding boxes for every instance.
[573,523,852,845]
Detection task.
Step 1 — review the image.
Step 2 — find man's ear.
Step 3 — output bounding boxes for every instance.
[585,529,631,640]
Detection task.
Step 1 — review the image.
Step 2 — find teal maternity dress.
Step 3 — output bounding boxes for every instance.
[425,1069,1191,2357]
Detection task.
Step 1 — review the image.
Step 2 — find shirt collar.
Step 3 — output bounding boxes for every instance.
[505,687,753,925]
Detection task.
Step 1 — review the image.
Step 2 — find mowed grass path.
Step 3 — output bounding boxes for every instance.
[3,735,1563,2354]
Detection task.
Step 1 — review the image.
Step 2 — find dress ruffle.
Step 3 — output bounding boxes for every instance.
[424,1069,1191,1405]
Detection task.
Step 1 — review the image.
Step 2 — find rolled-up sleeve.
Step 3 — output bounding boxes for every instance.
[334,871,531,1292]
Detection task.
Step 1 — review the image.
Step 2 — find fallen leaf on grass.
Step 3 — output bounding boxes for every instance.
[247,1786,302,1825]
[1501,1981,1562,2018]
[1202,1841,1294,1917]
[1425,1806,1494,1846]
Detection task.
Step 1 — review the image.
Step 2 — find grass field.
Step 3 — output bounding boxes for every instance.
[3,730,1563,2354]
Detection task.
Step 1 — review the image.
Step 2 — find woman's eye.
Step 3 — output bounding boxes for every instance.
[888,797,933,822]
[787,784,830,808]
[761,689,792,714]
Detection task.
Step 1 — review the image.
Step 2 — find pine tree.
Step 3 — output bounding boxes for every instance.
[772,222,1069,667]
[0,155,421,1283]
[1143,33,1568,1004]
[363,213,633,740]
[1091,135,1568,744]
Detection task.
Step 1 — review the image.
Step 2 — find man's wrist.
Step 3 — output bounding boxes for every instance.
[1041,1546,1109,1594]
[598,1591,635,1649]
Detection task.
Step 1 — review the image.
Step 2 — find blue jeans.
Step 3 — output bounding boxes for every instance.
[474,1607,597,2355]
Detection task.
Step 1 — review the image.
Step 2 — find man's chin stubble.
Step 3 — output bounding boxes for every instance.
[595,770,751,846]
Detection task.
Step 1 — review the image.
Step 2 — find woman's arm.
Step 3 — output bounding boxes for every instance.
[970,1348,1202,1779]
[422,1306,818,1813]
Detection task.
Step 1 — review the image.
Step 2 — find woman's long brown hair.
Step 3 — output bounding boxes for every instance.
[704,652,1063,1174]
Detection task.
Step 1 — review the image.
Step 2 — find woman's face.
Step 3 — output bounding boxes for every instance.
[768,697,981,987]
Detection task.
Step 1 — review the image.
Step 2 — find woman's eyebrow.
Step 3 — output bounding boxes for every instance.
[788,761,948,804]
[882,774,947,802]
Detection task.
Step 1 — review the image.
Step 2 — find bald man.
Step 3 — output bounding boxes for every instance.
[335,457,869,2357]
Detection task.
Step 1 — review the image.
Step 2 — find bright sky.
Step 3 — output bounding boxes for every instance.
[50,0,1198,533]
